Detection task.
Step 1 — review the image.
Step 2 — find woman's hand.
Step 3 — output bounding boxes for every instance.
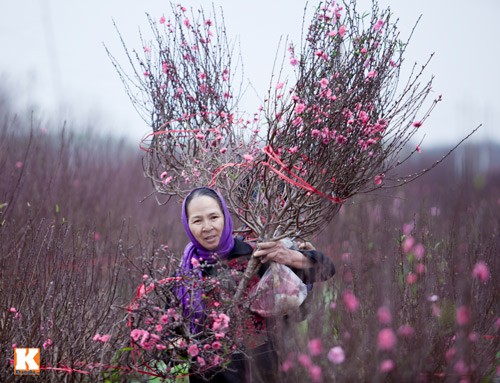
[297,241,316,251]
[253,240,314,269]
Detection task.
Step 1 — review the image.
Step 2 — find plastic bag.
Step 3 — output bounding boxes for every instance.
[249,262,308,317]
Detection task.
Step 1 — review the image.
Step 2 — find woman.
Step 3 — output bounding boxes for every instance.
[177,186,335,383]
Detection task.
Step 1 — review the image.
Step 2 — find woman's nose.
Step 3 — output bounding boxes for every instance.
[201,220,213,231]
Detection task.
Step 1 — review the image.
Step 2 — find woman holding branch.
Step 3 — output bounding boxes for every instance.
[177,186,335,383]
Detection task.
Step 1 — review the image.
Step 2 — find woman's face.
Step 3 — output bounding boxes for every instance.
[186,195,225,251]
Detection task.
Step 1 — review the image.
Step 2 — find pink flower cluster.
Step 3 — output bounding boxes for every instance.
[8,307,21,320]
[401,233,427,282]
[280,337,346,382]
[42,338,53,349]
[472,261,489,282]
[342,290,359,312]
[130,328,161,350]
[210,311,230,332]
[93,333,111,343]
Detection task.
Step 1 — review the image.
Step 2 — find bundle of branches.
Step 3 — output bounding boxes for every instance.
[123,251,255,380]
[109,0,476,325]
[215,0,443,298]
[107,3,261,200]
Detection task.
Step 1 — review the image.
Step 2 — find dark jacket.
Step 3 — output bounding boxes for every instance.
[190,238,335,383]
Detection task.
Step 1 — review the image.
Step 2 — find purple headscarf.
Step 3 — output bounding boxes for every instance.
[177,187,235,333]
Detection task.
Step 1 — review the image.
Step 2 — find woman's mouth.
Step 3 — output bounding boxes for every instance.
[204,235,217,243]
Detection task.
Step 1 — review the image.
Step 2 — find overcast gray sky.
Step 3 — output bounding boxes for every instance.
[1,0,498,148]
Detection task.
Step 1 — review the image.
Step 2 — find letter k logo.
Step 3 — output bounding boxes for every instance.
[14,348,40,374]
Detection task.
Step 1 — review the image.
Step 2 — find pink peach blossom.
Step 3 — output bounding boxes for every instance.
[413,243,425,260]
[428,294,439,302]
[415,263,426,274]
[402,223,414,235]
[281,359,294,372]
[402,236,415,253]
[298,353,312,368]
[338,25,346,37]
[131,329,143,341]
[295,103,306,114]
[374,19,384,32]
[327,346,345,364]
[93,333,111,343]
[472,261,489,282]
[188,344,200,357]
[308,364,322,382]
[212,355,221,366]
[377,306,392,325]
[43,339,53,349]
[380,359,395,372]
[468,332,479,342]
[342,290,360,312]
[100,334,111,342]
[373,174,384,186]
[191,257,200,268]
[406,272,417,285]
[292,117,303,126]
[159,16,166,24]
[397,324,415,338]
[212,341,222,350]
[456,306,470,326]
[197,356,206,367]
[454,359,469,375]
[308,338,322,356]
[377,328,397,351]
